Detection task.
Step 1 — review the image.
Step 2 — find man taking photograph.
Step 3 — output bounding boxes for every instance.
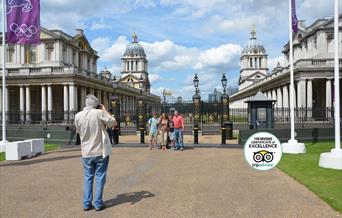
[75,95,116,211]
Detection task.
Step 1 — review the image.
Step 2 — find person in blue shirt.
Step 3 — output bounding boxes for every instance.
[148,113,159,150]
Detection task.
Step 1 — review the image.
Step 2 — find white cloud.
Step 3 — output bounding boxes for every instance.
[89,20,112,30]
[149,73,161,83]
[101,36,129,62]
[91,37,112,54]
[204,14,269,34]
[196,43,241,69]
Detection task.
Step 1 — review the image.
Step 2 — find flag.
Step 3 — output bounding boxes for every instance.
[165,91,172,96]
[6,0,40,44]
[291,0,298,33]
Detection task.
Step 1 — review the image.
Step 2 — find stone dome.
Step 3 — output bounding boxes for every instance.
[242,28,266,54]
[123,32,146,57]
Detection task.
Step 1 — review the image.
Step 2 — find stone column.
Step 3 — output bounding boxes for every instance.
[25,85,31,123]
[47,84,53,121]
[41,85,46,122]
[272,89,277,107]
[326,79,332,108]
[74,86,78,111]
[326,79,332,119]
[282,85,289,108]
[297,79,306,108]
[69,83,75,120]
[80,87,86,109]
[19,85,25,122]
[307,79,313,118]
[63,84,69,121]
[277,88,283,108]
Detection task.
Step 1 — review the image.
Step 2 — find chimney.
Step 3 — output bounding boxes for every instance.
[298,20,306,29]
[75,29,84,35]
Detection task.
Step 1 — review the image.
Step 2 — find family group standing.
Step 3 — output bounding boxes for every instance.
[147,111,185,151]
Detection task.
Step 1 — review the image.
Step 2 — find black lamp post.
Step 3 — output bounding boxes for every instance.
[221,73,227,94]
[221,73,231,142]
[111,95,120,144]
[192,74,201,144]
[221,73,229,123]
[137,75,146,143]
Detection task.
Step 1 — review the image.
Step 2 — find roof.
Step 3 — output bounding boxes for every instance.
[245,91,276,102]
[241,28,266,55]
[123,32,146,57]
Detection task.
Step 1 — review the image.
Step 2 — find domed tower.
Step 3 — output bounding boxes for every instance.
[120,32,151,92]
[239,26,268,90]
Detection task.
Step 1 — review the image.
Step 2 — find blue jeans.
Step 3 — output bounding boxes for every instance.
[174,128,183,149]
[82,156,109,209]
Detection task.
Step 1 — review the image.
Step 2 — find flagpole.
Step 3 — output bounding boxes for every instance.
[289,0,295,142]
[282,0,305,154]
[319,0,342,170]
[1,0,7,151]
[333,0,340,152]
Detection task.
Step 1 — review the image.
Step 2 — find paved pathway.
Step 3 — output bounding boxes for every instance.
[0,147,340,218]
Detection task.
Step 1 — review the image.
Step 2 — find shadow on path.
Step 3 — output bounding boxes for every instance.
[104,191,155,208]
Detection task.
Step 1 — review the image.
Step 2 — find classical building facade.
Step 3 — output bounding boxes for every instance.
[119,32,151,92]
[0,28,160,124]
[230,16,342,120]
[239,27,268,90]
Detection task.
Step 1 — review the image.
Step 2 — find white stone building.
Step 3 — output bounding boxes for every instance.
[230,15,342,120]
[239,27,268,90]
[0,27,160,124]
[120,32,151,92]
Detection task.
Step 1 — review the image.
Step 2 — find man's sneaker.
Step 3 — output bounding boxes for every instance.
[83,205,94,211]
[95,204,106,211]
[180,147,184,151]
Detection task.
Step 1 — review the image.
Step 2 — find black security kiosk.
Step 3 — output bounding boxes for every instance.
[245,91,276,129]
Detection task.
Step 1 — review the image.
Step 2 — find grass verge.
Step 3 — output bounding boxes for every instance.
[278,141,342,213]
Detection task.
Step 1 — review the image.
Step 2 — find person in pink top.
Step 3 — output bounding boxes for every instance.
[172,111,184,151]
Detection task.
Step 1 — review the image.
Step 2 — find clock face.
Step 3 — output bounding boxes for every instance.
[253,49,258,54]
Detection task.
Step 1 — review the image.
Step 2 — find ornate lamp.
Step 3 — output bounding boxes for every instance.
[193,73,199,91]
[221,73,227,94]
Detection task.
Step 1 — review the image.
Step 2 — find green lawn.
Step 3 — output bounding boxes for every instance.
[278,141,342,213]
[0,143,59,161]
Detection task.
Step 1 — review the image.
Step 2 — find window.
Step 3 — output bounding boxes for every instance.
[7,45,14,63]
[259,58,262,68]
[130,61,133,71]
[87,57,90,71]
[25,45,37,64]
[313,36,317,49]
[72,49,76,65]
[45,43,54,61]
[254,57,257,68]
[62,44,67,63]
[250,58,252,68]
[135,61,138,71]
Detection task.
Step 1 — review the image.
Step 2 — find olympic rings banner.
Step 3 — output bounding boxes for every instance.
[6,0,40,44]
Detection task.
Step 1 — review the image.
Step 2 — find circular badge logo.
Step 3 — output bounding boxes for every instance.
[244,132,282,170]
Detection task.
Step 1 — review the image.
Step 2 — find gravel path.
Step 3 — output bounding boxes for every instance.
[0,147,339,218]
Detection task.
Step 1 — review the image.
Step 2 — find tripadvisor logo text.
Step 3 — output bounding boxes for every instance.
[244,132,282,170]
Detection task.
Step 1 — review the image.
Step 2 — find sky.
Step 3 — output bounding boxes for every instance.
[36,0,339,100]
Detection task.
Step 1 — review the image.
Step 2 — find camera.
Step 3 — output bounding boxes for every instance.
[96,104,102,109]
